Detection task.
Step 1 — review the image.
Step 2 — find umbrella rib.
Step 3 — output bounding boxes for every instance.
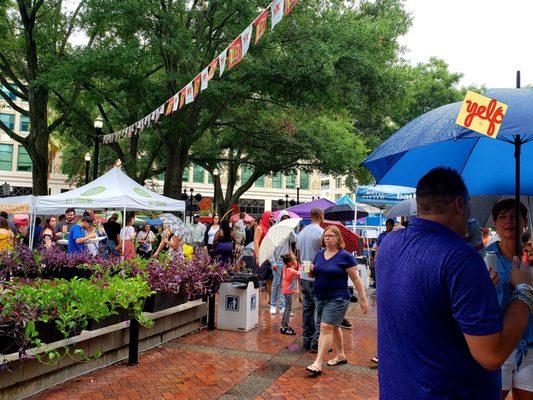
[458,136,481,177]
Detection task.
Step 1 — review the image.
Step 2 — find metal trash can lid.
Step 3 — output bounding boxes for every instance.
[226,273,259,289]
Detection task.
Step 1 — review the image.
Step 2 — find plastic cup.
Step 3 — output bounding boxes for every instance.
[303,261,311,273]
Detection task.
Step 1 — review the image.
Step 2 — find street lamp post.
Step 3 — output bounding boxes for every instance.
[285,194,289,209]
[297,187,300,205]
[189,188,194,223]
[93,116,104,181]
[84,153,91,185]
[213,168,219,217]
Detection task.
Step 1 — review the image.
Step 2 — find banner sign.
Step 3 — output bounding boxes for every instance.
[455,90,508,138]
[356,185,416,206]
[101,1,298,144]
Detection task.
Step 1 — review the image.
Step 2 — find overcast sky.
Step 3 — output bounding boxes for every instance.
[399,0,533,89]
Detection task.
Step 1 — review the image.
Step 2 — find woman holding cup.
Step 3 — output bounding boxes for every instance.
[484,199,533,400]
[306,226,368,376]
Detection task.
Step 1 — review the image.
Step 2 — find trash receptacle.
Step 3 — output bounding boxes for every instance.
[217,274,259,332]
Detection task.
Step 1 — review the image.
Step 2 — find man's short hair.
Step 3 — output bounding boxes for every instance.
[239,212,246,219]
[491,199,528,222]
[310,208,324,219]
[416,167,468,215]
[81,216,94,224]
[110,213,119,220]
[0,211,7,219]
[65,208,75,214]
[386,218,395,226]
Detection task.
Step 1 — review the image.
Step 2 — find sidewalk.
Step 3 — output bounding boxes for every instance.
[30,292,379,400]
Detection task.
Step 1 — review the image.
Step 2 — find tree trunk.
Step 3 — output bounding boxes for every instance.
[162,137,189,199]
[28,88,50,195]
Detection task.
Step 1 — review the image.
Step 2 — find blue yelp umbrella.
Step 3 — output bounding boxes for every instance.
[363,88,533,255]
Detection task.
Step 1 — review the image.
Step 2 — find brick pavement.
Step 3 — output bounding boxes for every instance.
[29,292,379,400]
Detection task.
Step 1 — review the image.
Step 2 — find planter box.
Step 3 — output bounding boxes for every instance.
[50,267,93,280]
[143,292,188,313]
[86,307,130,331]
[35,320,82,344]
[0,324,18,355]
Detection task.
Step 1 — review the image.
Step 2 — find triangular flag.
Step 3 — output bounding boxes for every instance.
[150,111,157,121]
[228,37,243,69]
[179,88,186,109]
[185,82,194,104]
[172,93,179,111]
[208,58,218,80]
[193,74,201,97]
[165,98,174,115]
[271,0,284,30]
[201,67,209,91]
[218,49,227,77]
[285,0,297,15]
[241,24,253,57]
[254,10,269,44]
[158,104,165,115]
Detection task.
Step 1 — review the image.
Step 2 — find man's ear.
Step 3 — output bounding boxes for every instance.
[454,196,465,215]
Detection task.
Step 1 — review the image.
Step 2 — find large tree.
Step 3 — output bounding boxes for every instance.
[59,0,413,196]
[0,0,96,194]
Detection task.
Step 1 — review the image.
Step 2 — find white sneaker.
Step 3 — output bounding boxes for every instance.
[279,307,285,314]
[270,306,277,314]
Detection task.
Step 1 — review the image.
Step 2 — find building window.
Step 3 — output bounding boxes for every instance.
[285,173,296,189]
[17,146,32,172]
[272,173,282,189]
[321,179,330,190]
[19,116,30,132]
[335,177,343,189]
[0,144,13,171]
[241,166,253,185]
[193,165,204,183]
[182,168,189,182]
[300,171,310,190]
[237,198,265,219]
[255,175,265,188]
[1,85,16,101]
[0,113,15,130]
[207,172,213,184]
[335,193,342,201]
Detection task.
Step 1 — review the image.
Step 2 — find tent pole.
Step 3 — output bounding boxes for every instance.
[514,135,522,257]
[29,212,36,250]
[122,207,126,260]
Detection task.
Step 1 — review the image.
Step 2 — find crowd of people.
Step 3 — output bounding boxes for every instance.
[1,169,531,399]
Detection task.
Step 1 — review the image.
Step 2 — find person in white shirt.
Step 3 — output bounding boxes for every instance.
[191,214,207,246]
[118,216,136,260]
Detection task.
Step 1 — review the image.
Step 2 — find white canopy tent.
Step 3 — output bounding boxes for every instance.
[0,195,37,214]
[28,167,185,249]
[34,167,185,214]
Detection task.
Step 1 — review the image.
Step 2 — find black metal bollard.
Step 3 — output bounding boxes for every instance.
[128,318,139,366]
[208,294,215,330]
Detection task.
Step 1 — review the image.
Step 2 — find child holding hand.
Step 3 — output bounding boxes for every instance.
[280,252,300,335]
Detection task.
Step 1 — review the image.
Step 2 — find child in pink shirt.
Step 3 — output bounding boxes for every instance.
[280,253,300,335]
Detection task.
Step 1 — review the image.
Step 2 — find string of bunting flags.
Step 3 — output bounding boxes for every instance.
[102,0,298,144]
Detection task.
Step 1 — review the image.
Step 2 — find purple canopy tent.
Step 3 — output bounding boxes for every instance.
[284,198,335,219]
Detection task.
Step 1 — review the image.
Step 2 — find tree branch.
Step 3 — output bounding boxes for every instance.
[0,119,28,146]
[0,88,29,115]
[59,0,86,56]
[0,59,28,98]
[139,140,164,183]
[30,0,46,21]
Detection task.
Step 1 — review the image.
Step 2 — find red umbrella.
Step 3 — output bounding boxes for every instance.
[321,220,359,253]
[230,212,253,223]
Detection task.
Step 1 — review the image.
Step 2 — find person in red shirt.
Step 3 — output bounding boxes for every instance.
[280,252,300,335]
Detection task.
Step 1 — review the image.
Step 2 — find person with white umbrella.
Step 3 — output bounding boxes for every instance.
[268,210,298,315]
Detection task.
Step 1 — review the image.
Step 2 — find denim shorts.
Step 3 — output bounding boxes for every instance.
[316,298,350,327]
